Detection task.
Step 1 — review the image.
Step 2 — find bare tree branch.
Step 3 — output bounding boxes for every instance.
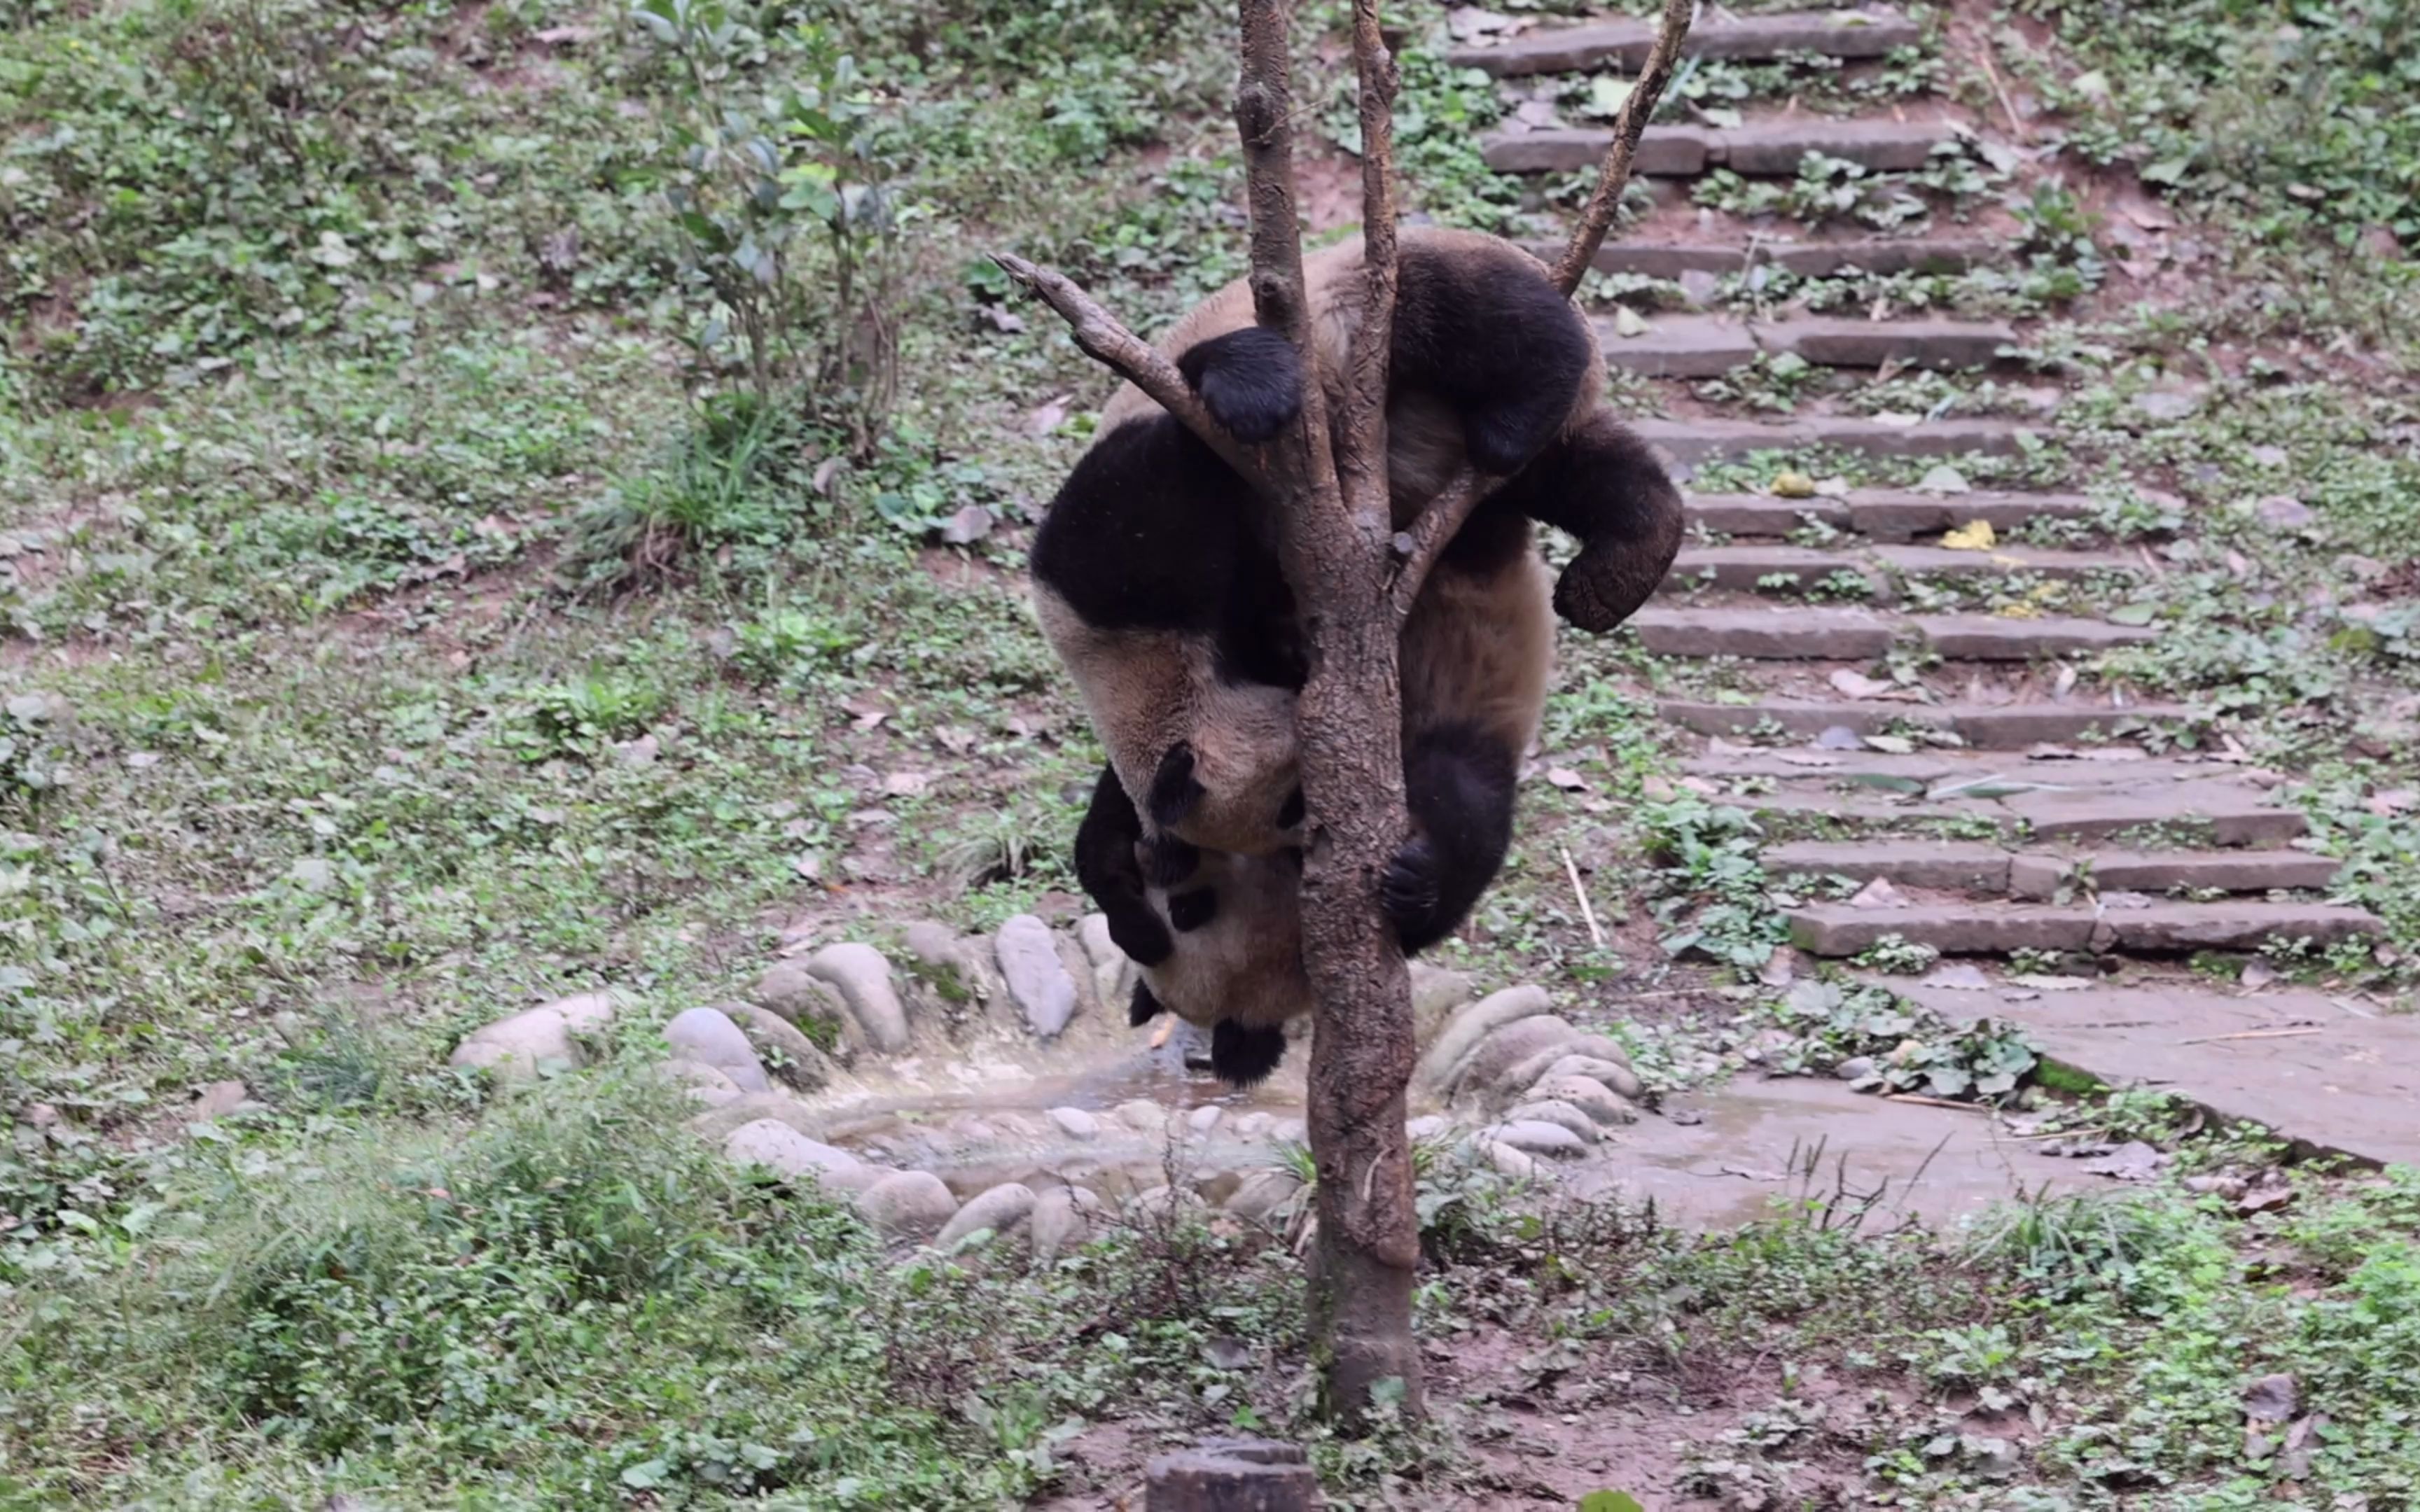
[1550,0,1698,297]
[1236,0,1316,346]
[1334,0,1400,533]
[1384,470,1487,618]
[990,251,1261,478]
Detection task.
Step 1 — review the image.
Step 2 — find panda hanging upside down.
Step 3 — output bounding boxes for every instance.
[1028,226,1684,1086]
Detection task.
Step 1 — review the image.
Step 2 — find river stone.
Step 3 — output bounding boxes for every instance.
[1188,1105,1225,1135]
[1270,1116,1306,1145]
[805,943,910,1053]
[1491,1119,1589,1158]
[1534,1072,1641,1126]
[658,1058,743,1107]
[856,1170,959,1240]
[1076,913,1137,1005]
[901,919,962,974]
[1048,1106,1101,1141]
[727,1003,837,1091]
[996,915,1078,1037]
[938,1182,1038,1250]
[1451,1014,1589,1100]
[447,990,621,1081]
[1414,985,1552,1093]
[754,959,847,1030]
[1502,1098,1600,1142]
[665,1006,770,1093]
[723,1119,879,1193]
[1406,1114,1451,1141]
[1029,1185,1099,1266]
[1408,962,1476,1045]
[1223,1169,1305,1224]
[1114,1098,1164,1132]
[1232,1112,1273,1139]
[686,1091,822,1143]
[1541,1052,1645,1103]
[1487,1141,1539,1179]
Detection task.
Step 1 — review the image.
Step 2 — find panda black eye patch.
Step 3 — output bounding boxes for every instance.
[1164,888,1220,933]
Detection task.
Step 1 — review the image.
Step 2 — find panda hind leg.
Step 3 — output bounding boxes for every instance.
[1073,766,1175,968]
[1382,722,1518,955]
[1209,1018,1288,1087]
[1393,243,1593,477]
[1493,408,1686,635]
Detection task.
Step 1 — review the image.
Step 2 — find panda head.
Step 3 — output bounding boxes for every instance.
[1135,844,1313,1040]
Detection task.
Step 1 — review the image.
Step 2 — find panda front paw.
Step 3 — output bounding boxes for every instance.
[1177,328,1305,444]
[1553,545,1660,636]
[1381,835,1442,948]
[1128,980,1166,1027]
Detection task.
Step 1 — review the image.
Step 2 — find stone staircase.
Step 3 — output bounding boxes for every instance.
[1448,8,2392,983]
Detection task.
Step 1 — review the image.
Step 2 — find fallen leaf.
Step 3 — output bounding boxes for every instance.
[2367,788,2416,816]
[1815,725,1865,750]
[1940,519,1997,551]
[1026,398,1069,435]
[1863,734,1917,755]
[2240,958,2280,990]
[1612,306,1650,338]
[1914,465,1972,496]
[1812,475,1853,498]
[2010,974,2094,991]
[2243,1373,2300,1425]
[1777,751,1844,768]
[1545,766,1589,791]
[1848,876,1908,909]
[1829,668,1897,699]
[939,505,994,545]
[2080,1140,2167,1182]
[880,771,933,798]
[1770,470,1817,498]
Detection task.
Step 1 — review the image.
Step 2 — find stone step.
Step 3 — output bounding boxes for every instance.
[1661,544,2134,599]
[1763,840,2342,897]
[1686,491,2099,542]
[1870,544,2140,582]
[1634,415,2030,465]
[1629,606,2153,660]
[1909,615,2155,659]
[1683,748,2260,790]
[1731,781,2300,845]
[2003,783,2308,846]
[1661,697,2195,747]
[1664,546,1889,598]
[1891,982,2420,1171]
[1788,900,2380,957]
[1553,237,2000,282]
[1451,7,1922,77]
[1597,315,2014,377]
[1485,118,1952,177]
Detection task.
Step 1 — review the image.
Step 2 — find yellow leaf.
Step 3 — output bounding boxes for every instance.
[1771,471,1816,498]
[1940,519,1997,551]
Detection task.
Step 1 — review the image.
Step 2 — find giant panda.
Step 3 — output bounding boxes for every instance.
[1033,226,1683,1085]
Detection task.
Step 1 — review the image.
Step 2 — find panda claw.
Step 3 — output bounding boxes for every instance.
[1209,1018,1288,1087]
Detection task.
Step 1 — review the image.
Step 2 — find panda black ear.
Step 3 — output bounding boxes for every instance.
[1177,328,1304,444]
[1129,981,1165,1027]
